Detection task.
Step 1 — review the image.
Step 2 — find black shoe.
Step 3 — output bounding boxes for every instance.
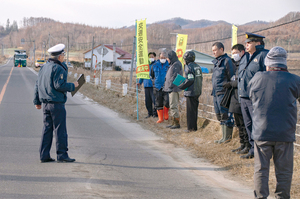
[237,146,250,154]
[240,153,254,159]
[57,157,76,163]
[170,125,180,129]
[40,158,55,163]
[232,144,245,153]
[145,115,152,119]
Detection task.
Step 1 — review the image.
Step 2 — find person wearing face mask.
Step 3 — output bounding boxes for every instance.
[223,44,250,153]
[137,52,157,118]
[150,51,170,123]
[164,50,183,129]
[238,32,269,159]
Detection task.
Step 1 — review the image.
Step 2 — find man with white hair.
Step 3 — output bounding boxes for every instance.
[34,44,78,163]
[248,46,300,199]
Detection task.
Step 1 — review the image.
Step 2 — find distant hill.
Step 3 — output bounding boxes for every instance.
[153,17,230,29]
[0,12,299,57]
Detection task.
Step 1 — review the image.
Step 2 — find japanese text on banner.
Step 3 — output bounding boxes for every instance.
[136,19,150,79]
[175,34,188,67]
[232,25,238,47]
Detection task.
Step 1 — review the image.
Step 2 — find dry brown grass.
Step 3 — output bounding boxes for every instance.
[65,66,300,198]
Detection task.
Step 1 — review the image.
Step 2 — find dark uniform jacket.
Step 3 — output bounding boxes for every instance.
[178,62,203,97]
[248,66,300,142]
[33,59,75,105]
[164,51,183,93]
[238,45,269,99]
[228,53,250,113]
[211,53,235,96]
[150,60,169,90]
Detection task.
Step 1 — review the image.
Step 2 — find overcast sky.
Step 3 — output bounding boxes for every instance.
[1,0,299,28]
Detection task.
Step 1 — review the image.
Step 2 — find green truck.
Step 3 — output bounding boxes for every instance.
[14,50,27,67]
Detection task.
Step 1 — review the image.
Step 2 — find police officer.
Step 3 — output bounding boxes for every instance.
[211,42,235,144]
[178,51,203,132]
[238,32,269,159]
[33,44,79,163]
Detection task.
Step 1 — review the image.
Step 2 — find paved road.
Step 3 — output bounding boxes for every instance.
[0,59,253,199]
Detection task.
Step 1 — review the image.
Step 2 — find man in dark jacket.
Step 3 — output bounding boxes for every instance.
[223,44,250,153]
[33,44,78,163]
[211,42,235,144]
[138,52,157,118]
[164,50,183,129]
[150,51,170,123]
[238,32,269,159]
[178,51,203,132]
[248,46,300,199]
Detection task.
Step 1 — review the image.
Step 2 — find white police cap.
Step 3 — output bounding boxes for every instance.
[48,44,65,56]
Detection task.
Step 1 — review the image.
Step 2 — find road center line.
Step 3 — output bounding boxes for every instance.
[0,67,14,105]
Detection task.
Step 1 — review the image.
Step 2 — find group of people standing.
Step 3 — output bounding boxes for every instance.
[212,32,300,198]
[138,50,203,132]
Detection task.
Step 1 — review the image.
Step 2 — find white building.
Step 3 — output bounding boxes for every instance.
[83,44,134,71]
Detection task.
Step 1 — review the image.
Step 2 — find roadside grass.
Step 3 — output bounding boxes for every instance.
[66,66,300,199]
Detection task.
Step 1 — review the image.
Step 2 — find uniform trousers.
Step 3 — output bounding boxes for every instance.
[240,97,254,155]
[144,87,156,116]
[254,141,293,199]
[154,88,169,110]
[40,103,69,161]
[186,96,199,131]
[169,92,180,118]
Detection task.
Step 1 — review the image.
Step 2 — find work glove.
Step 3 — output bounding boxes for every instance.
[223,82,232,88]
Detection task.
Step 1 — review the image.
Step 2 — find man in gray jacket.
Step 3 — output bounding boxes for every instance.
[164,50,183,129]
[248,46,300,199]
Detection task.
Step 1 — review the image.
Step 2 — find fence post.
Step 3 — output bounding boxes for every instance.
[106,80,111,90]
[95,78,99,85]
[86,75,90,83]
[122,84,128,96]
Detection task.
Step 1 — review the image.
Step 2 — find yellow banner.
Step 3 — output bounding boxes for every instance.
[136,19,150,79]
[175,34,188,67]
[232,24,238,47]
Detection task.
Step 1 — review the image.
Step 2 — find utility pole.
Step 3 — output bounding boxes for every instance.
[33,40,36,67]
[67,35,69,65]
[90,36,94,75]
[129,36,136,88]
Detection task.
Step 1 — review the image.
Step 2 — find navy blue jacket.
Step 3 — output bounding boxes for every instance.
[33,59,75,105]
[238,45,269,99]
[139,61,156,87]
[248,67,300,142]
[211,53,235,96]
[150,60,169,90]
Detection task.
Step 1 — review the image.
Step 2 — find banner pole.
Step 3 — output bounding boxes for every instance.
[135,20,139,121]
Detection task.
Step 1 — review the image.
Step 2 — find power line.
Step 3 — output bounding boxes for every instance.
[186,17,300,45]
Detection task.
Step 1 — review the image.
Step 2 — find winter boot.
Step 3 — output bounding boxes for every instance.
[156,110,164,123]
[163,106,169,120]
[170,118,180,129]
[166,117,174,128]
[214,125,225,143]
[232,143,245,153]
[219,126,233,144]
[237,142,250,154]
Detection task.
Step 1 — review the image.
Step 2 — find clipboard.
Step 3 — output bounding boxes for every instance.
[173,74,188,91]
[71,74,85,96]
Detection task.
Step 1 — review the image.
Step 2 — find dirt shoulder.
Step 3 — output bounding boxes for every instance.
[64,66,300,198]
